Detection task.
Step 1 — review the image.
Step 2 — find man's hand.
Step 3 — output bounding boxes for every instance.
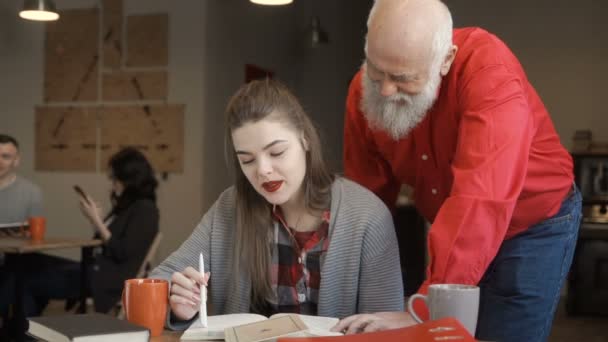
[331,311,418,334]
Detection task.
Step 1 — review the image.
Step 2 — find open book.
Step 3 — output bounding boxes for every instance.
[0,221,28,237]
[180,313,342,341]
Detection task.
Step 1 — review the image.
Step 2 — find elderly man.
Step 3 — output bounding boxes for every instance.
[334,0,580,341]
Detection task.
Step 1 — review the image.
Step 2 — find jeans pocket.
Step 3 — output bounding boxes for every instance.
[534,212,572,228]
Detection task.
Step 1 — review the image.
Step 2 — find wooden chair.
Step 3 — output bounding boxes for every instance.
[135,231,163,279]
[116,231,163,318]
[65,231,164,316]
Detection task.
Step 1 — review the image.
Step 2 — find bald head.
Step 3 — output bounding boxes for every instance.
[360,0,457,140]
[366,0,453,72]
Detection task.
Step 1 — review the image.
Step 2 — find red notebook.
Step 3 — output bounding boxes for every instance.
[277,317,476,342]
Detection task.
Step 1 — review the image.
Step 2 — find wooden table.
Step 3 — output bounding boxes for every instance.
[0,237,102,341]
[0,237,102,254]
[153,330,183,341]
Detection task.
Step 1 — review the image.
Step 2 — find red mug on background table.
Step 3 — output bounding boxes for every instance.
[28,217,46,241]
[122,278,168,337]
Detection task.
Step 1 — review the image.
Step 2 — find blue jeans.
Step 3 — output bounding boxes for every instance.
[475,186,582,342]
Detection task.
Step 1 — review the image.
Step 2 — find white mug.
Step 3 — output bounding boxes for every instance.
[407,284,480,335]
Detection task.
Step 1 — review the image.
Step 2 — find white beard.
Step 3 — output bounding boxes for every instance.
[361,68,442,140]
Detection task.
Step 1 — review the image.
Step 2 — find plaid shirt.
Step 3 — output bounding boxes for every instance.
[269,207,330,315]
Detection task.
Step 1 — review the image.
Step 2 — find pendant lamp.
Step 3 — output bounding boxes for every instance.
[250,0,293,5]
[19,0,59,21]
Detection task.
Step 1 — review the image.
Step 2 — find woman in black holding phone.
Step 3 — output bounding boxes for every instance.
[75,147,159,312]
[19,147,159,316]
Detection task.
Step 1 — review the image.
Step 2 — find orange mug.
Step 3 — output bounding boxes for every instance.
[28,217,46,241]
[122,278,168,337]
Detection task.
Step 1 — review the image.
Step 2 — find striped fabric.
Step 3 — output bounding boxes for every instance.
[150,177,404,330]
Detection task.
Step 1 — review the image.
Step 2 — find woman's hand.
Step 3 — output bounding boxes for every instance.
[79,197,112,240]
[331,311,417,334]
[79,196,103,227]
[169,266,211,321]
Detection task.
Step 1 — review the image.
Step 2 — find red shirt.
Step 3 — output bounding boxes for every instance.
[344,28,573,307]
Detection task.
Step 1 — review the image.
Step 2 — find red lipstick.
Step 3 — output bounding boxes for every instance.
[262,181,283,193]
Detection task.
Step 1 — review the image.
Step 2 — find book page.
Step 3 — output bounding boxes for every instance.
[0,222,27,228]
[269,314,342,336]
[181,314,267,341]
[0,222,27,237]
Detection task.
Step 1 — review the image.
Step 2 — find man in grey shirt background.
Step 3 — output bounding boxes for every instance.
[0,134,43,227]
[0,134,43,335]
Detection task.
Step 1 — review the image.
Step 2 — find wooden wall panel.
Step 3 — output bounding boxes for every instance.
[44,9,99,102]
[126,14,168,67]
[99,105,184,172]
[102,71,167,101]
[35,106,97,171]
[102,0,123,69]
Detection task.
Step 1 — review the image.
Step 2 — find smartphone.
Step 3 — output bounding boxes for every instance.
[73,185,90,203]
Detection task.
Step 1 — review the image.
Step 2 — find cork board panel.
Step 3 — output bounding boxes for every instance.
[102,0,123,69]
[126,14,168,67]
[44,8,99,102]
[99,105,184,172]
[35,106,97,171]
[102,71,168,101]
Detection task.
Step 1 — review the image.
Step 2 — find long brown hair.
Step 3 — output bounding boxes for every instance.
[224,79,334,311]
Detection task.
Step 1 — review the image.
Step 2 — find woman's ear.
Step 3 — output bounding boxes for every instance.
[300,136,310,151]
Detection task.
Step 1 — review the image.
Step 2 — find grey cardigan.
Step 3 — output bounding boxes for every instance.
[150,177,404,329]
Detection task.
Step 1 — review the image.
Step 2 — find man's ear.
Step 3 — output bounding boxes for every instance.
[440,44,458,76]
[14,154,20,168]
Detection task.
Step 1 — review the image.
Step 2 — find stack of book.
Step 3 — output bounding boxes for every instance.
[27,314,149,342]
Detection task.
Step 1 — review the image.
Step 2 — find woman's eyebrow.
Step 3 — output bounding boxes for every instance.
[235,139,287,155]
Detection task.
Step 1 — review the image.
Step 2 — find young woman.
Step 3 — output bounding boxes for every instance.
[80,147,160,312]
[150,79,403,329]
[19,147,159,315]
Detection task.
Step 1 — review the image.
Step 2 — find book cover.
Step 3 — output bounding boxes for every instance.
[276,317,476,342]
[28,313,149,342]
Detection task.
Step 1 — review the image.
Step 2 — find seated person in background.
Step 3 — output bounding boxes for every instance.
[150,79,404,330]
[8,147,159,317]
[0,134,43,330]
[0,134,43,234]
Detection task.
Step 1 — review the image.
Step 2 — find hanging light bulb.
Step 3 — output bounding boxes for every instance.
[19,0,59,21]
[250,0,293,5]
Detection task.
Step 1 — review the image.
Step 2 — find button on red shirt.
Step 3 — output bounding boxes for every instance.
[344,28,573,315]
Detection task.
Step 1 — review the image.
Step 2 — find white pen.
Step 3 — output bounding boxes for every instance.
[199,252,208,327]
